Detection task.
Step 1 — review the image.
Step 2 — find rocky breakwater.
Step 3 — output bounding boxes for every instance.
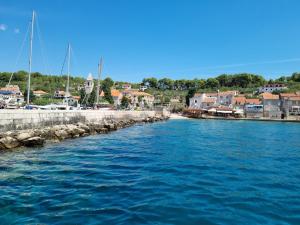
[0,115,168,151]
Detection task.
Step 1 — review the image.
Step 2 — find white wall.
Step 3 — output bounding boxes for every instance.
[0,110,160,132]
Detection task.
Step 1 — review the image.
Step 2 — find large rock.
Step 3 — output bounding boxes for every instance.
[0,136,20,149]
[54,129,70,140]
[23,137,45,147]
[16,131,34,142]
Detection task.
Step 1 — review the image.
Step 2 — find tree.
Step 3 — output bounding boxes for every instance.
[102,77,114,88]
[102,77,114,104]
[121,96,129,109]
[142,77,158,88]
[291,73,300,82]
[87,88,96,106]
[79,88,85,104]
[186,89,196,106]
[206,78,220,89]
[158,78,174,90]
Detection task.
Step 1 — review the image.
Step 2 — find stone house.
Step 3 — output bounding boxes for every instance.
[122,90,154,108]
[189,90,238,109]
[261,93,281,118]
[280,93,300,117]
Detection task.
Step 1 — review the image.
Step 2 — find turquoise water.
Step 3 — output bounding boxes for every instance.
[0,119,300,225]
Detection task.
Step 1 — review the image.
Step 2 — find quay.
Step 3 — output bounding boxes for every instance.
[0,109,170,150]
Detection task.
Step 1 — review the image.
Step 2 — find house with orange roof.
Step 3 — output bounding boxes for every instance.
[33,90,48,97]
[261,93,281,118]
[0,85,22,96]
[122,90,154,108]
[99,89,123,106]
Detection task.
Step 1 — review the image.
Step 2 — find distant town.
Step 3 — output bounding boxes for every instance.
[0,71,299,120]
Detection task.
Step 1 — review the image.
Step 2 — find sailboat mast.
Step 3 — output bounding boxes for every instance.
[66,43,71,96]
[27,10,35,105]
[96,57,103,104]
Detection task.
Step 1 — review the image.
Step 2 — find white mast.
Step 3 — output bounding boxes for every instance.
[27,10,35,105]
[66,43,71,97]
[96,57,103,105]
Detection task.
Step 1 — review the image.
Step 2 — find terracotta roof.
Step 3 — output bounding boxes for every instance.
[261,92,279,100]
[123,90,153,97]
[219,90,238,96]
[111,89,121,97]
[0,85,20,92]
[72,96,80,100]
[194,93,203,97]
[245,98,261,105]
[33,90,48,95]
[55,90,65,95]
[202,97,216,103]
[289,96,300,101]
[206,93,218,97]
[280,92,300,98]
[233,96,246,105]
[206,91,238,97]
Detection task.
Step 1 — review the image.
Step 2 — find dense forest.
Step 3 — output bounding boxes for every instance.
[142,73,300,92]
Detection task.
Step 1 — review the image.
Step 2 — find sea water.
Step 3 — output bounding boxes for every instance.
[0,119,300,224]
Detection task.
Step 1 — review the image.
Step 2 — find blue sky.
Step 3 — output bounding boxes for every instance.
[1,0,300,82]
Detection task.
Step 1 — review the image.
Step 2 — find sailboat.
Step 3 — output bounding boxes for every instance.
[62,43,77,108]
[94,58,103,109]
[1,11,35,109]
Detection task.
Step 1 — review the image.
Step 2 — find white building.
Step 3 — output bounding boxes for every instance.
[258,84,287,93]
[189,91,238,109]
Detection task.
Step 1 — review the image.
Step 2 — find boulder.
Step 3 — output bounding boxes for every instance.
[16,132,34,142]
[54,129,70,140]
[23,137,45,147]
[0,136,20,149]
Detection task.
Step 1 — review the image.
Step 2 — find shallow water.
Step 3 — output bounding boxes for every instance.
[0,119,300,224]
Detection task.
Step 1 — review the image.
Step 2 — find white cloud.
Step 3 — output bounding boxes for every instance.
[0,24,7,31]
[14,28,20,34]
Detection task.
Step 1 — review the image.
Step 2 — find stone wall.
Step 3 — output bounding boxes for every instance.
[0,110,165,132]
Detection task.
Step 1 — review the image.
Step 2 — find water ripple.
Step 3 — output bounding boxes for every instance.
[0,120,300,224]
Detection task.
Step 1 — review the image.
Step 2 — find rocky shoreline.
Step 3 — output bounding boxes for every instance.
[0,115,169,151]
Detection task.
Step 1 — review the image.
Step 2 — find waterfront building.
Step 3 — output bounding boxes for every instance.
[244,104,264,118]
[258,83,287,93]
[111,89,123,107]
[261,93,281,118]
[189,90,238,109]
[99,89,123,107]
[189,93,217,109]
[216,91,238,106]
[122,90,154,108]
[0,85,24,107]
[280,92,300,117]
